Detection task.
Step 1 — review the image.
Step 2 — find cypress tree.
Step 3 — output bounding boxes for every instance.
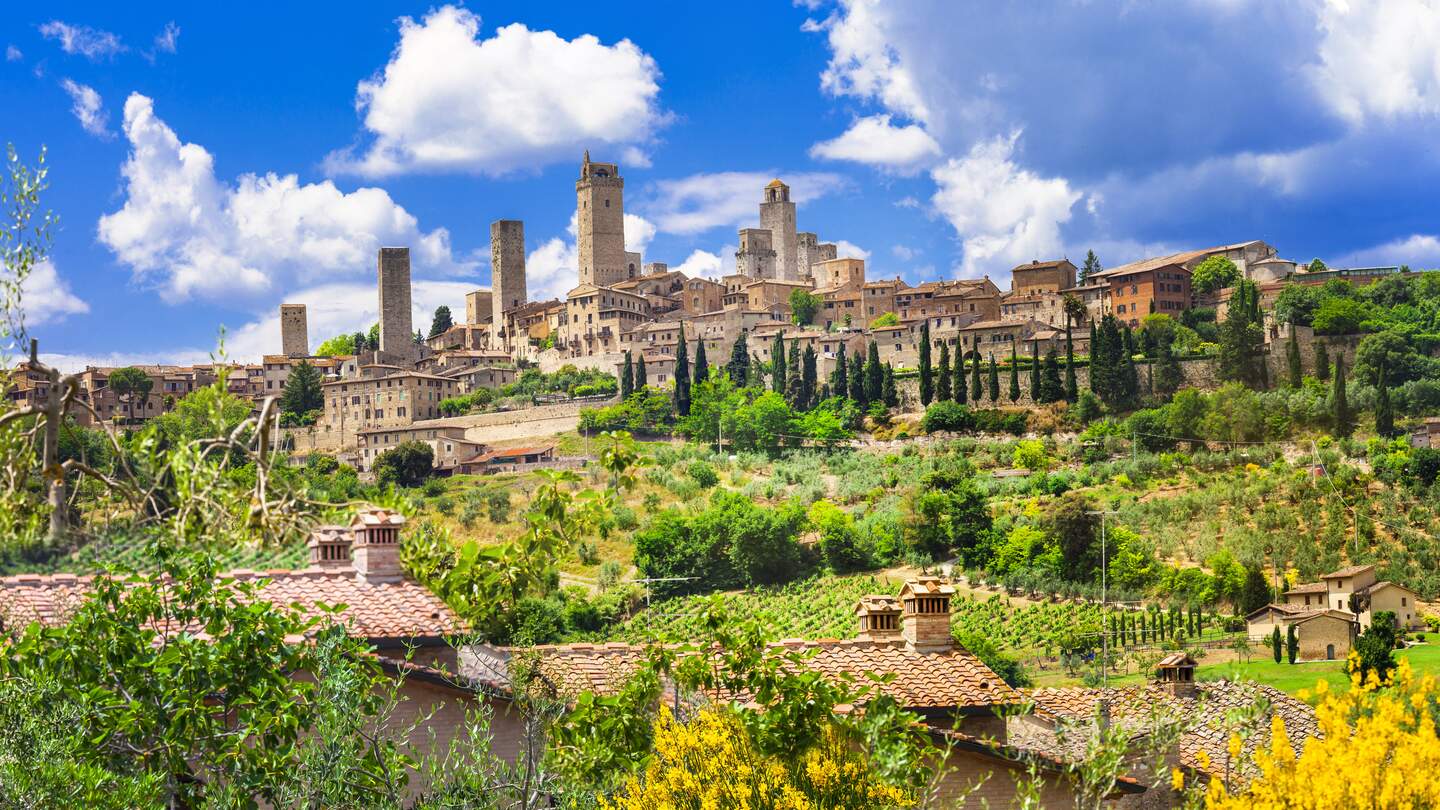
[1029,339,1041,401]
[833,343,848,397]
[635,353,648,389]
[1271,626,1283,664]
[988,354,1000,401]
[918,321,934,405]
[1041,348,1065,403]
[970,349,983,400]
[802,345,818,409]
[882,362,898,408]
[1064,324,1078,403]
[786,341,804,408]
[1155,338,1182,395]
[1009,343,1021,402]
[1315,341,1331,382]
[954,346,967,405]
[674,324,691,416]
[692,339,709,387]
[937,342,953,401]
[1333,354,1353,438]
[848,352,866,404]
[1376,358,1394,438]
[1287,331,1303,388]
[865,341,884,404]
[621,351,635,399]
[771,333,786,395]
[1286,624,1299,664]
[1122,327,1141,407]
[728,329,750,386]
[1140,612,1148,644]
[1088,322,1100,392]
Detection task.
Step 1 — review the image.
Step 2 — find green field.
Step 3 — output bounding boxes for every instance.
[1196,642,1440,695]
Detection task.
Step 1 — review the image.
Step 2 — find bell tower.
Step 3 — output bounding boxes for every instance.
[576,152,627,288]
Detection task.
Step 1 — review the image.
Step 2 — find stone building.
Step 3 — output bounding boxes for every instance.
[465,289,493,328]
[796,232,836,282]
[316,369,460,449]
[759,180,798,280]
[862,278,906,323]
[1091,255,1193,328]
[377,247,417,365]
[356,424,487,474]
[1010,259,1077,295]
[735,228,778,279]
[576,152,629,288]
[490,219,528,349]
[813,257,866,293]
[560,284,651,357]
[280,303,309,357]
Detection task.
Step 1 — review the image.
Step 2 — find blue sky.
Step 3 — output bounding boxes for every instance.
[8,1,1440,368]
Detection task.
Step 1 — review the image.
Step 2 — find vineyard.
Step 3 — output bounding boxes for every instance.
[0,533,308,577]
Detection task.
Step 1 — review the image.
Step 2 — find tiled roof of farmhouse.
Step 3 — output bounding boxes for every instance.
[0,568,462,641]
[1282,582,1328,595]
[1320,564,1374,579]
[523,638,1022,711]
[1020,681,1319,782]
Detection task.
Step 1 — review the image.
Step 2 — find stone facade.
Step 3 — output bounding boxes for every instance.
[465,289,493,328]
[490,219,527,348]
[735,228,777,279]
[759,180,798,280]
[576,153,628,288]
[279,303,309,357]
[378,247,417,364]
[316,370,460,449]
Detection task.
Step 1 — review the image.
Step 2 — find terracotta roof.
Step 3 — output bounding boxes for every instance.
[1090,253,1192,280]
[1021,681,1319,783]
[1283,582,1328,595]
[1011,259,1074,271]
[1321,564,1374,579]
[0,568,461,642]
[466,444,556,464]
[524,638,1020,711]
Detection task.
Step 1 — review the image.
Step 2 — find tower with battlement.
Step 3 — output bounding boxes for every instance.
[759,179,798,281]
[377,247,415,364]
[279,303,308,357]
[576,152,628,288]
[735,228,778,279]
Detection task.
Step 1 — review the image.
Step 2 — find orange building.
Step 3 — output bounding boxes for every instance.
[1090,256,1192,327]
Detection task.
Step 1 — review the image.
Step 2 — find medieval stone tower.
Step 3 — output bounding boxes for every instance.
[735,228,777,279]
[490,219,527,348]
[576,152,628,288]
[377,247,415,363]
[759,179,798,281]
[279,303,308,357]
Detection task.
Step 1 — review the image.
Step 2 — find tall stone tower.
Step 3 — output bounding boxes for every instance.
[735,228,777,279]
[279,303,308,357]
[490,220,528,350]
[377,247,415,363]
[759,179,798,281]
[576,152,628,288]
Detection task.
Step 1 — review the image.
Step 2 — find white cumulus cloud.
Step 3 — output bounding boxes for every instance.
[5,45,21,62]
[1311,0,1440,123]
[38,20,125,60]
[834,240,870,260]
[326,6,668,177]
[930,132,1081,277]
[1332,234,1440,269]
[98,93,473,304]
[809,114,940,173]
[673,249,724,279]
[59,79,110,138]
[641,171,847,236]
[15,260,89,328]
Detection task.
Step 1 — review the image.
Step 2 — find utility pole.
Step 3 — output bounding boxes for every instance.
[1089,508,1120,688]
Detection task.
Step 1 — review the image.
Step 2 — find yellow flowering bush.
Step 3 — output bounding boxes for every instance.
[1206,659,1440,808]
[602,707,915,810]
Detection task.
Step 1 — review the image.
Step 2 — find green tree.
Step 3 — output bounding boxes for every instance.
[373,440,434,488]
[428,305,453,338]
[870,311,899,327]
[786,341,804,408]
[1155,338,1183,396]
[727,330,750,386]
[987,354,999,401]
[635,353,648,389]
[1350,611,1398,684]
[904,466,991,561]
[621,351,635,399]
[675,324,692,417]
[1217,280,1266,388]
[1039,348,1065,403]
[1240,564,1272,614]
[1333,354,1353,439]
[802,345,818,409]
[936,342,952,402]
[692,339,709,386]
[1079,250,1102,285]
[918,321,934,405]
[108,366,154,422]
[1308,258,1328,273]
[832,342,847,398]
[864,342,883,404]
[771,332,786,395]
[788,288,822,326]
[847,352,866,405]
[1063,295,1085,402]
[1270,626,1283,663]
[315,333,356,356]
[881,362,897,408]
[279,360,324,416]
[1191,255,1241,294]
[970,349,982,400]
[1008,343,1021,402]
[1029,340,1041,401]
[1047,491,1099,579]
[1286,623,1299,664]
[1287,331,1303,387]
[1375,358,1394,438]
[1315,341,1331,382]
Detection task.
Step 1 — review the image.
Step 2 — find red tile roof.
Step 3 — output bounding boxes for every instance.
[0,568,462,641]
[1320,564,1374,579]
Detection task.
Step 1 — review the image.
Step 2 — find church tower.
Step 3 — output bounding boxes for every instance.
[759,179,798,281]
[576,152,628,288]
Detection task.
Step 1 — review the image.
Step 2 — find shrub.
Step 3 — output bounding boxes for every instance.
[486,489,511,523]
[373,441,434,488]
[687,461,719,489]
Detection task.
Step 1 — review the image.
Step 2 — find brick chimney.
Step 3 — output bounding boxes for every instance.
[900,576,955,654]
[855,595,903,642]
[306,525,354,571]
[1154,652,1198,698]
[350,508,406,584]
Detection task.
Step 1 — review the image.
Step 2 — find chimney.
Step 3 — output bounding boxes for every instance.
[350,507,406,584]
[306,525,354,571]
[900,576,955,654]
[1154,652,1198,698]
[855,595,903,642]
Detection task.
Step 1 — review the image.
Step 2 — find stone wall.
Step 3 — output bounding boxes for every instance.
[377,247,415,363]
